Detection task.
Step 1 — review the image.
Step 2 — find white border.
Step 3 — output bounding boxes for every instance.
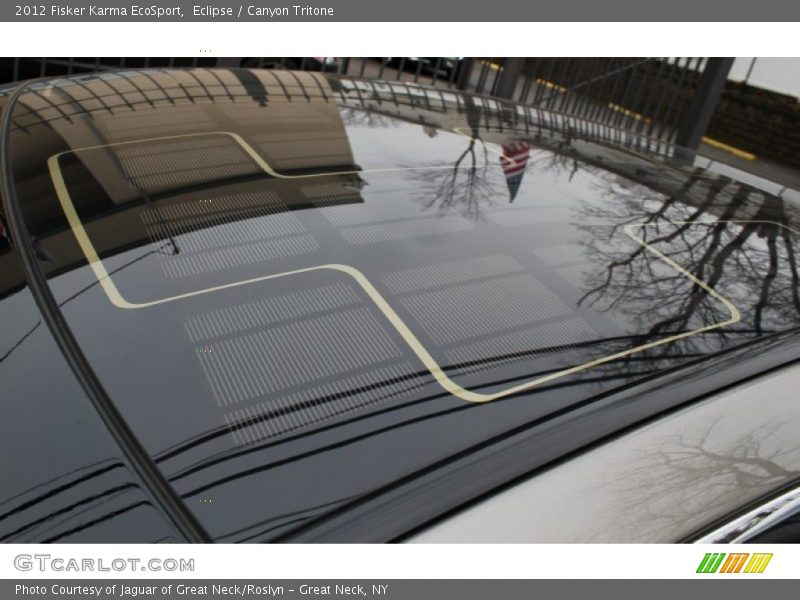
[0,23,798,57]
[0,544,798,579]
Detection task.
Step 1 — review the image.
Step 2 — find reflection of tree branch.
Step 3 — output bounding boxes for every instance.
[648,219,754,336]
[780,227,800,314]
[601,418,800,540]
[404,98,502,221]
[578,169,713,310]
[647,205,791,337]
[408,147,498,221]
[753,233,778,334]
[573,167,799,352]
[338,107,401,129]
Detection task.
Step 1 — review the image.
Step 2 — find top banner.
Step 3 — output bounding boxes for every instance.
[4,0,800,22]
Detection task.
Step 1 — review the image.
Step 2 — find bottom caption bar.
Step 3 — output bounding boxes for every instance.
[4,580,795,599]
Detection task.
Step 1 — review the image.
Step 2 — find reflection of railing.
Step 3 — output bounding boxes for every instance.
[4,68,674,160]
[1,58,714,142]
[7,68,796,237]
[5,68,311,130]
[334,77,681,160]
[9,68,796,231]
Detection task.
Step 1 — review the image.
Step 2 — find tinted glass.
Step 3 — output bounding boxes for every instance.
[4,69,800,541]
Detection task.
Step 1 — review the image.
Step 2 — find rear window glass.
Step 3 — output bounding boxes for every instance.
[4,69,799,540]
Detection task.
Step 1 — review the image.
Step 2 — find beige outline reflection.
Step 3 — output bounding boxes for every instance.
[47,132,780,404]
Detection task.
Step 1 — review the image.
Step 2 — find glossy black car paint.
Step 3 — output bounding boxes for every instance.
[1,69,799,542]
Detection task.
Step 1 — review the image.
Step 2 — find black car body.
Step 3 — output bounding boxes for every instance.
[1,69,799,543]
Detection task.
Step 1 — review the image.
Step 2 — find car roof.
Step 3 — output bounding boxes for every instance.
[409,363,800,543]
[2,68,799,541]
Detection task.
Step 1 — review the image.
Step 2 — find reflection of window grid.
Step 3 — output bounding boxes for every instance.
[98,107,218,140]
[143,191,308,268]
[197,307,404,406]
[190,281,427,446]
[400,274,572,345]
[160,236,320,279]
[148,215,307,253]
[49,131,758,405]
[223,361,426,446]
[141,190,286,223]
[117,136,258,193]
[444,316,597,378]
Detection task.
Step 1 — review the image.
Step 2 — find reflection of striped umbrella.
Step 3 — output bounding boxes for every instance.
[501,142,531,202]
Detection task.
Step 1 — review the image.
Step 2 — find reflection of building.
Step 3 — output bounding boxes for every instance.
[0,69,366,298]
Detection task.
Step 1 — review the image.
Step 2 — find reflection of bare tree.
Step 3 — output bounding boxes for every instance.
[339,107,401,129]
[409,143,497,221]
[573,169,800,346]
[603,418,800,541]
[524,134,584,182]
[401,97,503,221]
